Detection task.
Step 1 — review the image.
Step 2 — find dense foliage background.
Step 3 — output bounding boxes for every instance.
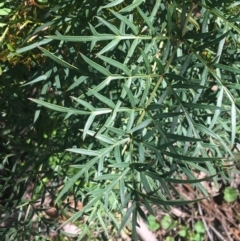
[1,0,240,240]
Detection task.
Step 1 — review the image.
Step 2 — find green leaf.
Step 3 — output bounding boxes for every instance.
[179,226,188,237]
[137,7,155,34]
[67,76,88,91]
[97,210,108,237]
[96,16,120,35]
[194,123,220,140]
[33,83,48,122]
[29,98,90,115]
[119,202,136,232]
[55,156,99,204]
[66,148,101,156]
[80,53,111,76]
[58,195,102,229]
[194,221,205,233]
[164,73,187,82]
[119,0,145,13]
[95,174,120,181]
[149,0,161,22]
[146,104,164,110]
[143,191,203,206]
[83,114,96,140]
[123,85,137,108]
[0,8,11,15]
[110,10,139,35]
[97,54,131,76]
[172,84,206,89]
[88,89,115,109]
[154,112,183,119]
[225,83,240,90]
[214,63,240,74]
[38,46,79,70]
[195,30,230,51]
[46,33,151,42]
[182,102,225,111]
[223,187,238,203]
[80,129,115,145]
[154,57,165,75]
[98,39,120,55]
[160,150,221,162]
[231,104,236,146]
[16,38,53,54]
[71,96,95,111]
[140,48,151,74]
[164,175,216,184]
[161,215,173,230]
[165,133,202,142]
[128,119,152,134]
[147,215,160,231]
[183,31,216,40]
[107,126,126,136]
[124,38,140,65]
[97,0,124,12]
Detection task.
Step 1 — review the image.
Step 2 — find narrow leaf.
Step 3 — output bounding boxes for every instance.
[38,46,79,70]
[88,89,115,109]
[98,39,120,55]
[195,31,230,51]
[83,114,96,140]
[123,85,136,108]
[161,150,221,162]
[119,202,136,232]
[140,48,151,74]
[29,98,90,115]
[98,0,124,12]
[97,54,131,76]
[110,10,139,35]
[80,129,115,145]
[119,0,144,13]
[81,53,111,76]
[71,96,95,111]
[183,102,225,111]
[96,16,120,35]
[214,63,240,74]
[231,103,236,146]
[165,175,216,184]
[165,133,202,142]
[137,7,155,33]
[128,119,152,134]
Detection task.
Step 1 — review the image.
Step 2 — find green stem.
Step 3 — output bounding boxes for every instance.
[137,40,181,124]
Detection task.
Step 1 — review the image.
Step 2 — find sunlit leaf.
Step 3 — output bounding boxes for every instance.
[128,119,152,134]
[110,10,139,35]
[81,53,111,76]
[119,0,145,12]
[38,46,79,70]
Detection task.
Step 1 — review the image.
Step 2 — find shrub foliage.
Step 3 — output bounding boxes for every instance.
[1,0,240,240]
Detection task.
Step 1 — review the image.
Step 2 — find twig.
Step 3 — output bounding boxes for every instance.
[221,223,234,241]
[209,225,228,241]
[197,202,213,241]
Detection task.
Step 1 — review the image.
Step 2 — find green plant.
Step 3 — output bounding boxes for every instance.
[161,215,177,230]
[192,221,205,241]
[166,237,175,241]
[1,0,240,240]
[147,215,160,231]
[178,225,188,238]
[223,186,238,203]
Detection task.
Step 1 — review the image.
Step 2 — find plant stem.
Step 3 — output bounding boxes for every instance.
[137,6,194,124]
